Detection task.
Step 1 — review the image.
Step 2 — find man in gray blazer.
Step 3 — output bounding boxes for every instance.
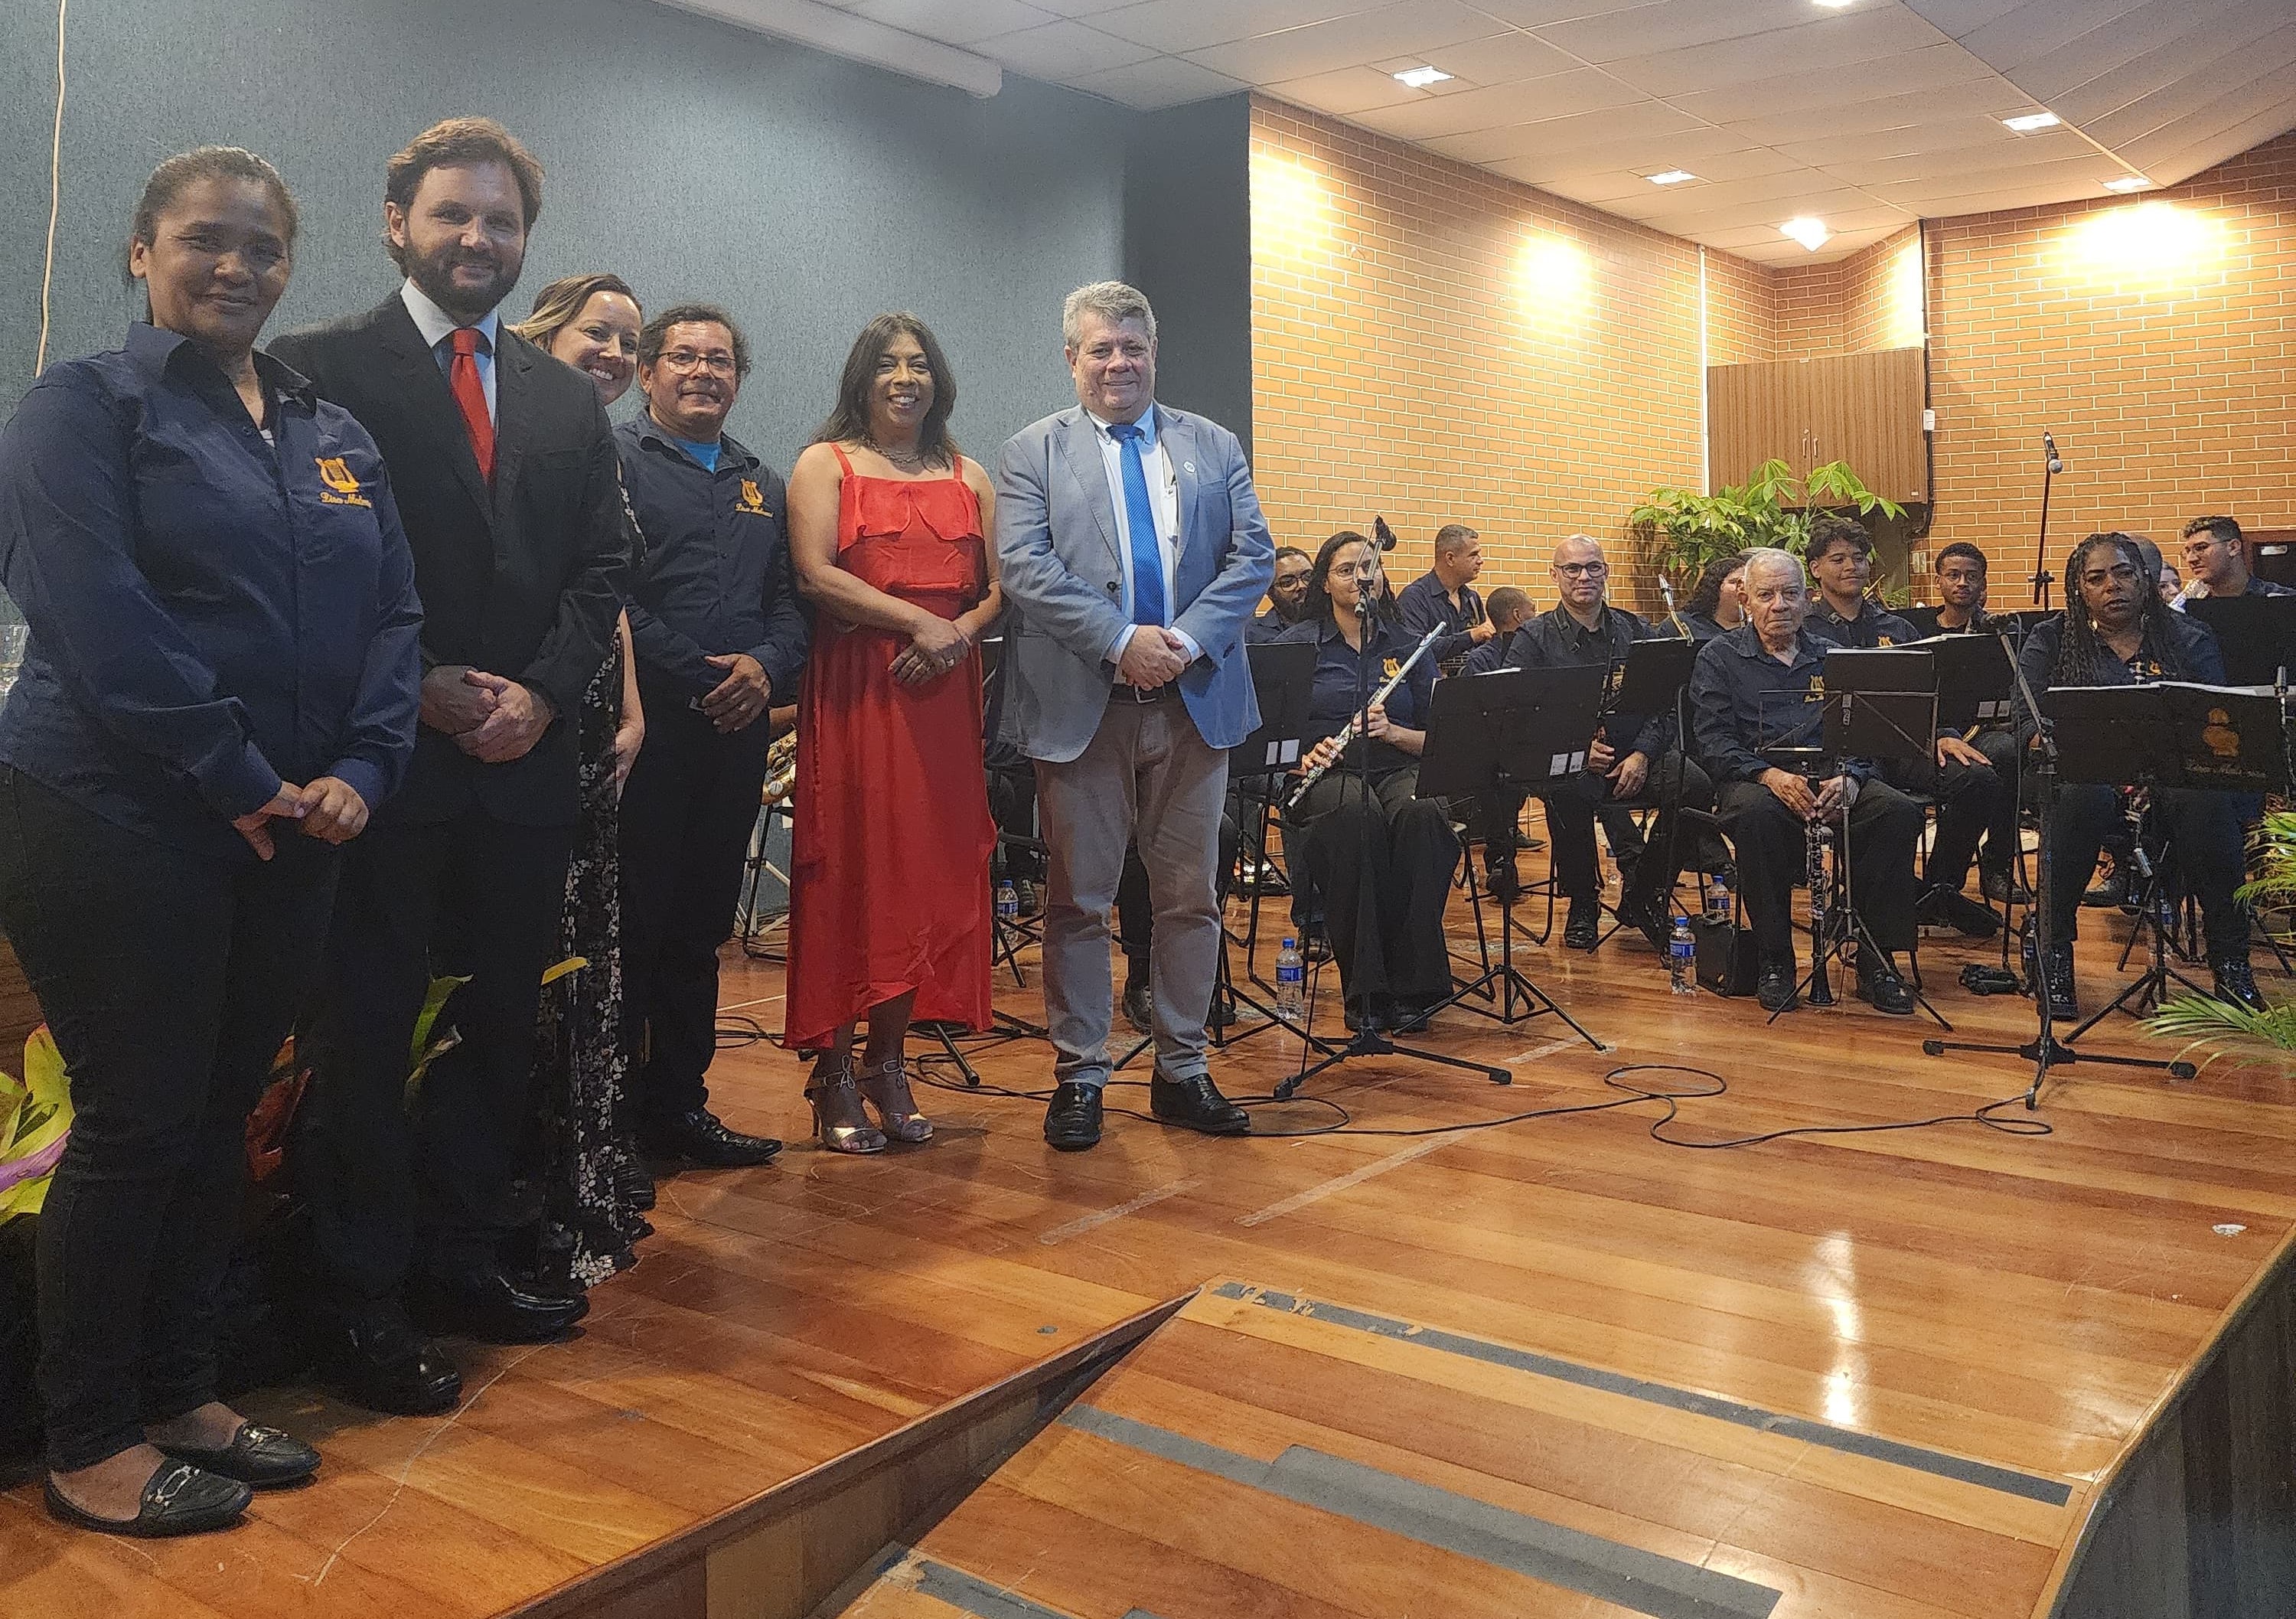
[996,281,1274,1150]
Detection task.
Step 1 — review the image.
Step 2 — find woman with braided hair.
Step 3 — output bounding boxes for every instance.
[2014,533,2259,1017]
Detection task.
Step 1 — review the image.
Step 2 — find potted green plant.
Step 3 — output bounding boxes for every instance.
[1631,457,1906,597]
[2145,812,2296,1069]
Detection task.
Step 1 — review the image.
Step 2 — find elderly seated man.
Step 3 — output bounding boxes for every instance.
[1688,547,1924,1014]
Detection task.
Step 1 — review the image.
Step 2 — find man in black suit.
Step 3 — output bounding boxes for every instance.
[273,117,627,1414]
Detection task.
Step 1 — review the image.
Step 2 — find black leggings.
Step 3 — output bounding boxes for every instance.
[0,768,337,1471]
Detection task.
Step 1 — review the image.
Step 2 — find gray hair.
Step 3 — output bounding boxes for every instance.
[1742,547,1803,588]
[1063,279,1156,348]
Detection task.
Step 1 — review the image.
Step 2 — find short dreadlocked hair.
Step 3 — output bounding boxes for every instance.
[2053,532,2193,684]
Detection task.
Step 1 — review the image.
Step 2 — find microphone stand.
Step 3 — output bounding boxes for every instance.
[2030,443,2060,610]
[1921,627,2194,1105]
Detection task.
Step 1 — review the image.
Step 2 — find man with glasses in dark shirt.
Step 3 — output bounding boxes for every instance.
[1482,536,1717,951]
[616,305,807,1182]
[2179,514,2291,600]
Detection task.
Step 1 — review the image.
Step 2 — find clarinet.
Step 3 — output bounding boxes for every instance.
[1287,626,1443,811]
[1805,808,1837,1006]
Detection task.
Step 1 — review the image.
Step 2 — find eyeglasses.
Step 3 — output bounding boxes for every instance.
[660,348,738,376]
[1328,563,1378,581]
[1554,561,1609,578]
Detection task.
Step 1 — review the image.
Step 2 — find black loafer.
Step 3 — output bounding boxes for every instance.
[2213,955,2266,1012]
[1149,1071,1250,1135]
[1043,1082,1103,1151]
[1857,955,1916,1015]
[1122,978,1154,1035]
[155,1422,320,1489]
[412,1269,589,1345]
[321,1314,462,1416]
[1563,901,1600,951]
[44,1460,249,1539]
[641,1108,781,1168]
[1757,955,1799,1013]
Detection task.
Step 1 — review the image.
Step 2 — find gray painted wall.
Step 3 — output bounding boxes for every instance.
[0,0,1151,471]
[1125,96,1254,452]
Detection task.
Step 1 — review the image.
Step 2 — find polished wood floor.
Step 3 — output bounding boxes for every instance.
[4,845,2293,1618]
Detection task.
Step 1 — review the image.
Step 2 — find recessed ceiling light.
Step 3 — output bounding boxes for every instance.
[2002,111,2061,132]
[1812,0,1855,9]
[1780,217,1831,251]
[1645,169,1698,185]
[1392,65,1452,89]
[2103,175,2153,194]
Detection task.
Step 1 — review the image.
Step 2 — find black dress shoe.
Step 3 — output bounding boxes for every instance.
[2082,868,2128,909]
[1122,977,1154,1035]
[1916,884,2000,939]
[1483,855,1521,905]
[1149,1071,1250,1135]
[642,1108,782,1168]
[2213,955,2266,1012]
[1757,955,1799,1013]
[1043,1082,1103,1151]
[1343,998,1389,1033]
[1981,868,2030,906]
[1856,953,1916,1015]
[44,1461,249,1539]
[610,1143,656,1213]
[1563,900,1600,951]
[321,1314,462,1415]
[413,1270,589,1345]
[155,1422,320,1489]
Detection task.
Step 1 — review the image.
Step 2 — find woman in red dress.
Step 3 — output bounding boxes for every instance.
[785,315,1001,1153]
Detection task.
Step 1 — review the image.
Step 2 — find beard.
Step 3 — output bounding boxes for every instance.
[405,239,522,325]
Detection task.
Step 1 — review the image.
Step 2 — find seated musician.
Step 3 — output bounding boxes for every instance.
[1678,550,1751,641]
[2017,533,2261,1016]
[1279,530,1459,1032]
[1459,586,1535,675]
[1690,547,1924,1014]
[1926,541,2026,904]
[1480,535,1719,953]
[1805,515,2005,939]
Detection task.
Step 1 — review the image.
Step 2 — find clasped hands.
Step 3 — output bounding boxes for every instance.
[1759,765,1859,821]
[1586,737,1649,798]
[1117,625,1191,690]
[890,614,971,689]
[422,664,556,759]
[232,777,368,859]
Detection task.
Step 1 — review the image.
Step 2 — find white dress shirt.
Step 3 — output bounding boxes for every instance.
[1085,402,1200,666]
[400,279,500,425]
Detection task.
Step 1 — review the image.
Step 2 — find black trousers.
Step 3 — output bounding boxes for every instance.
[1716,776,1923,958]
[1116,798,1241,974]
[1537,755,1719,909]
[985,742,1043,883]
[618,701,771,1121]
[1887,743,2013,891]
[296,810,573,1299]
[1290,767,1459,1010]
[0,769,337,1470]
[2048,785,2248,958]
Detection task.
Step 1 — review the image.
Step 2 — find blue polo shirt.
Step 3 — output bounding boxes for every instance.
[615,414,810,704]
[1277,612,1437,775]
[0,323,423,861]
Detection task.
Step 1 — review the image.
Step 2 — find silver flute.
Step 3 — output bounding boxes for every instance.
[1287,626,1443,810]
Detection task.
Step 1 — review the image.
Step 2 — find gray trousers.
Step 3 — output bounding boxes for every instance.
[1035,693,1228,1089]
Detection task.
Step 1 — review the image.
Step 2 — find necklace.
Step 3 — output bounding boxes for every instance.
[864,436,930,472]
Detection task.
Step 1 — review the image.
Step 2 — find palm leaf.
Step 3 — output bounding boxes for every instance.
[2143,994,2296,1076]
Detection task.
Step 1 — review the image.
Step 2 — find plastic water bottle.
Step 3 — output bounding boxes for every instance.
[1668,916,1697,996]
[996,880,1019,925]
[1275,937,1306,1020]
[1704,871,1731,926]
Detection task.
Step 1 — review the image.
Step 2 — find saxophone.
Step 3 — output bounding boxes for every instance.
[761,726,797,805]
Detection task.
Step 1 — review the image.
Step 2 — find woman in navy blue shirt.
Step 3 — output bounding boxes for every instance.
[1277,530,1459,1032]
[0,149,421,1537]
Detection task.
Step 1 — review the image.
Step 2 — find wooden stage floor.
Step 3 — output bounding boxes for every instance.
[5,864,2294,1618]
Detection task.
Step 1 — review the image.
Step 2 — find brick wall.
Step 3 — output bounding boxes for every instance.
[1773,229,1925,361]
[1248,96,1738,609]
[1923,132,2296,589]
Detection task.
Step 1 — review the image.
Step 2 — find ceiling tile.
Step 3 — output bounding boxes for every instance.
[1947,0,2154,73]
[2040,0,2291,126]
[1087,0,1383,54]
[1530,0,1851,66]
[1262,64,1426,115]
[1772,115,2024,165]
[1815,123,2092,184]
[1066,54,1247,106]
[1346,70,1619,141]
[1421,96,1700,165]
[970,18,1160,77]
[1178,1,1495,82]
[1714,75,2025,144]
[1367,30,1584,86]
[1665,44,1999,124]
[1600,5,1959,94]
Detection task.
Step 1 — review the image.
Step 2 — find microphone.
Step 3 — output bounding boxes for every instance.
[2043,432,2063,475]
[1371,514,1398,552]
[1658,573,1688,637]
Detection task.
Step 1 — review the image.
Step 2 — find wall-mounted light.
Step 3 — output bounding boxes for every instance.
[2063,200,2225,284]
[1779,217,1831,251]
[1392,65,1452,89]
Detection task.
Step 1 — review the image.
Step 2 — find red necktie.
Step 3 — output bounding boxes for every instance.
[448,327,494,483]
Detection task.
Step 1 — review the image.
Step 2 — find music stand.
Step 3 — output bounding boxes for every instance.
[1917,633,2016,732]
[1596,637,1701,939]
[1411,665,1606,1045]
[1896,605,1944,638]
[2187,596,2296,688]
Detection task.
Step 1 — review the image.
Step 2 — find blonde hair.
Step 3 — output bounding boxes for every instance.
[511,273,638,352]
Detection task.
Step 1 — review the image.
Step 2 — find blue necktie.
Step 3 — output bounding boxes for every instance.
[1107,420,1166,628]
